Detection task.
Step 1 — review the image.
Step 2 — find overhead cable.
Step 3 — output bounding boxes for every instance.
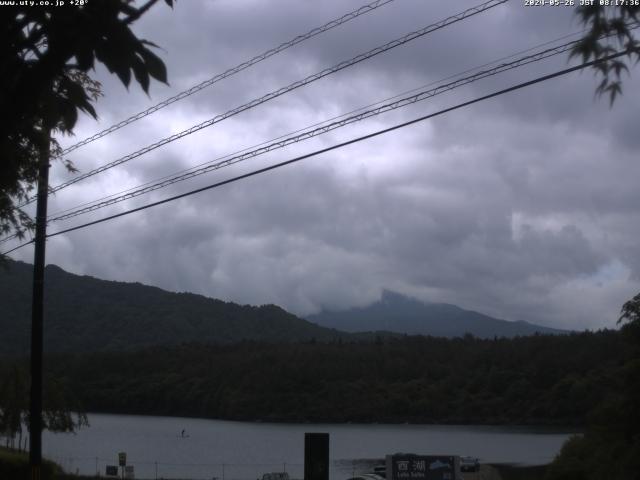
[43,21,638,223]
[56,0,397,158]
[46,27,596,221]
[30,0,507,203]
[2,49,626,257]
[47,37,583,223]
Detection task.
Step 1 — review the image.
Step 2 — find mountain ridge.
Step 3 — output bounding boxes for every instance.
[307,289,566,338]
[1,261,565,356]
[0,259,345,355]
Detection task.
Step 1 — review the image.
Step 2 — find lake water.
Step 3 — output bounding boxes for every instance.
[42,414,577,480]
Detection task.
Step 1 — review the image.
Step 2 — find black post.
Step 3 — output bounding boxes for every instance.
[29,130,50,480]
[304,433,329,480]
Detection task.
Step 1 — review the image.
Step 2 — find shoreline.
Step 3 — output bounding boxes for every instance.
[2,448,552,480]
[78,410,584,431]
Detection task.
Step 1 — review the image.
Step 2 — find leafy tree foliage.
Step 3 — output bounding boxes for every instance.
[0,364,87,449]
[34,329,631,426]
[0,0,173,240]
[571,5,640,104]
[545,293,640,480]
[619,292,640,324]
[618,292,640,345]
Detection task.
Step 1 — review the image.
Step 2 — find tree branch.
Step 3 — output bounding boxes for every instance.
[124,0,160,24]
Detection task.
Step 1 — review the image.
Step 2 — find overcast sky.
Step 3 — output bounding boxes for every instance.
[9,0,640,330]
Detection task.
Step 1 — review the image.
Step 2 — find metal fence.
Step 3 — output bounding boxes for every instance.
[46,456,306,480]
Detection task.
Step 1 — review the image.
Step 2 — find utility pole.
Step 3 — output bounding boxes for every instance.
[30,128,50,480]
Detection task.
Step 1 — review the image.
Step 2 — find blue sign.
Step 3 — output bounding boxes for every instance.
[386,454,457,480]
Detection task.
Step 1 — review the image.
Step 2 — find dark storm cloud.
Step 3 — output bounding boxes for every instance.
[10,0,640,331]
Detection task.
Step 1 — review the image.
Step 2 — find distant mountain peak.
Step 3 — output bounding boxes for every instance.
[308,290,566,339]
[381,289,420,305]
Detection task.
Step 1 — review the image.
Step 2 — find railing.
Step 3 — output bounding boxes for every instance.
[46,456,306,480]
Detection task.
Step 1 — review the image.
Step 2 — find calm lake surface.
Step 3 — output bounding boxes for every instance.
[42,414,578,480]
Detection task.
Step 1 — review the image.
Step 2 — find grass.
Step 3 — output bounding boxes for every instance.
[0,446,96,480]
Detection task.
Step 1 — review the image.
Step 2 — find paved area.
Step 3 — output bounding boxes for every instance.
[461,465,502,480]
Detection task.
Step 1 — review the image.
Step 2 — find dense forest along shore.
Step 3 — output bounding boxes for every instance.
[30,330,627,426]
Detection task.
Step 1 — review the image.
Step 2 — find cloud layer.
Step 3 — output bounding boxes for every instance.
[10,0,640,330]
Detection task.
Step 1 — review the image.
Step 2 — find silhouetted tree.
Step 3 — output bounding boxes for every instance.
[571,5,640,104]
[619,292,640,325]
[546,293,640,480]
[0,0,174,241]
[0,365,87,447]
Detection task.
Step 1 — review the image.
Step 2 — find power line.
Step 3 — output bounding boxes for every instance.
[0,232,22,245]
[40,21,638,224]
[46,38,584,224]
[45,26,596,221]
[30,20,639,223]
[24,0,507,205]
[2,50,626,257]
[55,0,397,159]
[2,240,33,256]
[19,0,397,209]
[6,17,600,247]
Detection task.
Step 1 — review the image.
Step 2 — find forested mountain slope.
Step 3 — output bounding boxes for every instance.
[0,260,344,355]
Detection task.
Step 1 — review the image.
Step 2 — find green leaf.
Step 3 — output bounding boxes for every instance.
[96,40,133,89]
[605,82,622,106]
[612,60,629,77]
[138,45,167,84]
[131,56,150,93]
[141,39,161,49]
[80,100,97,120]
[594,77,608,98]
[62,77,98,119]
[60,100,78,131]
[95,43,117,73]
[75,47,95,71]
[115,63,132,89]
